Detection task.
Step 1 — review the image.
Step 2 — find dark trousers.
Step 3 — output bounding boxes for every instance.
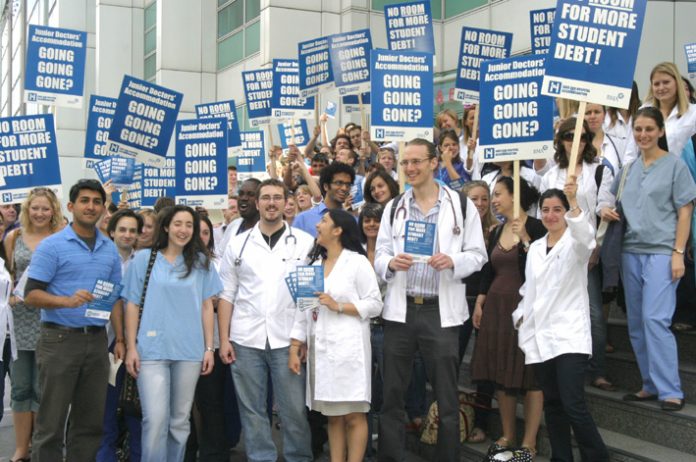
[33,326,109,462]
[379,302,460,462]
[534,354,609,462]
[0,337,11,424]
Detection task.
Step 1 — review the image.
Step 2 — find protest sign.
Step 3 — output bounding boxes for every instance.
[141,155,176,207]
[271,59,314,122]
[84,95,118,169]
[541,0,647,108]
[298,36,335,98]
[342,92,371,114]
[370,49,433,142]
[454,27,513,103]
[479,55,554,162]
[107,75,182,168]
[196,100,243,157]
[530,8,555,55]
[404,220,436,263]
[124,163,144,209]
[384,1,435,54]
[0,114,62,204]
[278,120,310,149]
[93,158,112,184]
[324,101,338,118]
[24,25,87,108]
[175,119,228,209]
[329,30,372,96]
[238,131,267,182]
[109,157,137,187]
[685,42,696,78]
[243,68,274,127]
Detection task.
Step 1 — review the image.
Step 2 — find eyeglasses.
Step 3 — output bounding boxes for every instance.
[399,157,433,167]
[561,132,589,142]
[258,195,285,203]
[331,180,353,188]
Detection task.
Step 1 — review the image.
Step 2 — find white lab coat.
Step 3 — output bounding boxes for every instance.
[513,211,596,365]
[0,258,16,362]
[218,223,315,349]
[290,250,382,405]
[374,186,488,327]
[624,103,696,164]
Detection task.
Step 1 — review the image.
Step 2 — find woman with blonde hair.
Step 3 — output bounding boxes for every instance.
[5,187,63,462]
[137,209,157,249]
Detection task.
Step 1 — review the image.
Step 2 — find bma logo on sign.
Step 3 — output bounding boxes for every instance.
[547,80,562,95]
[375,129,385,139]
[2,193,13,203]
[484,148,495,160]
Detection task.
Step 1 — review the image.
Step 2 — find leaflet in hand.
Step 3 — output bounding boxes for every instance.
[85,279,122,320]
[292,266,324,312]
[324,101,337,118]
[350,182,365,211]
[109,156,137,186]
[404,220,436,263]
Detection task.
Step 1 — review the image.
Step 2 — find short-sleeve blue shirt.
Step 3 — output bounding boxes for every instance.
[293,202,328,238]
[121,250,223,361]
[28,225,122,328]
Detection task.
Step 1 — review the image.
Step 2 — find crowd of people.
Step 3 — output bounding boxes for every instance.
[0,60,695,462]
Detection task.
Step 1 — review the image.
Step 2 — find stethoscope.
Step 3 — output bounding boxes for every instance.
[392,188,461,239]
[234,223,299,266]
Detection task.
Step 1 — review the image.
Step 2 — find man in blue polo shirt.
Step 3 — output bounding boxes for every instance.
[25,179,123,462]
[293,161,355,237]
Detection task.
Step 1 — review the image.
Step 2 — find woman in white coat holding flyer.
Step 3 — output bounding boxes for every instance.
[289,208,382,462]
[514,179,609,462]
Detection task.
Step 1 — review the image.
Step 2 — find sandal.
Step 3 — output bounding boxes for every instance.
[486,437,511,456]
[468,426,487,443]
[511,446,537,461]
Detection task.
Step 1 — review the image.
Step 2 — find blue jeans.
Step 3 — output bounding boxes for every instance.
[231,342,312,462]
[138,360,201,462]
[10,350,40,412]
[621,253,683,400]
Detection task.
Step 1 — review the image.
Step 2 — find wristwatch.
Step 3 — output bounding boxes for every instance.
[205,346,214,352]
[337,302,344,314]
[673,248,685,255]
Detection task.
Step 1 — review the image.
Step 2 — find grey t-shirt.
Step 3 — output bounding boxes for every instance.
[612,154,696,255]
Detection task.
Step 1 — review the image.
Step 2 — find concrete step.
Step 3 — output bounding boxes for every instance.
[607,317,696,360]
[604,350,696,401]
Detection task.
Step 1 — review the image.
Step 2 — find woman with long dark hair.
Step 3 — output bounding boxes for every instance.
[363,168,399,206]
[289,209,382,462]
[123,205,223,461]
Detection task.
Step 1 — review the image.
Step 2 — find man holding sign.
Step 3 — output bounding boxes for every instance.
[375,139,487,461]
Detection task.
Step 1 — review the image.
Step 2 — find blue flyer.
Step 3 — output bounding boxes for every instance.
[685,43,696,75]
[0,114,62,204]
[271,59,315,122]
[370,49,434,142]
[93,158,112,184]
[404,220,436,263]
[530,8,555,55]
[454,27,513,104]
[85,279,123,320]
[293,266,324,312]
[242,68,274,127]
[278,120,310,149]
[350,181,365,211]
[109,156,137,186]
[141,155,176,207]
[324,101,338,118]
[175,119,228,209]
[24,25,87,108]
[342,92,370,114]
[329,30,372,96]
[196,100,243,157]
[478,55,555,162]
[285,275,298,302]
[298,36,335,98]
[238,131,266,178]
[107,75,183,168]
[84,95,118,169]
[541,0,647,108]
[384,1,435,54]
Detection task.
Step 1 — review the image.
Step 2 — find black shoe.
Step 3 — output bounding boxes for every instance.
[661,399,685,411]
[622,392,658,402]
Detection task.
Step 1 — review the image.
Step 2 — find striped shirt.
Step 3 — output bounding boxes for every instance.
[406,187,443,298]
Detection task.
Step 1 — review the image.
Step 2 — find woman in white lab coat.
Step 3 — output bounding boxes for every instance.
[289,208,382,462]
[514,180,609,462]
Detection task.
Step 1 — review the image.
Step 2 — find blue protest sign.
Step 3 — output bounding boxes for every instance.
[278,120,311,149]
[370,50,434,142]
[298,36,335,98]
[685,43,696,75]
[329,30,372,96]
[93,158,111,184]
[454,27,513,104]
[196,100,243,157]
[478,55,554,162]
[84,95,118,169]
[384,1,435,54]
[239,131,266,175]
[107,75,183,168]
[175,119,228,209]
[141,156,176,207]
[24,25,87,108]
[125,164,144,209]
[271,59,315,122]
[0,114,62,204]
[541,0,647,108]
[530,8,555,55]
[342,92,371,114]
[404,220,436,263]
[109,157,137,186]
[242,69,274,127]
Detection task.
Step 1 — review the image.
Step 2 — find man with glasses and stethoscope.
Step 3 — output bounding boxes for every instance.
[375,138,487,462]
[217,178,315,462]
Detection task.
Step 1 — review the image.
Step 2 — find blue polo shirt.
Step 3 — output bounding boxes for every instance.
[293,202,328,238]
[28,224,122,327]
[437,157,470,191]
